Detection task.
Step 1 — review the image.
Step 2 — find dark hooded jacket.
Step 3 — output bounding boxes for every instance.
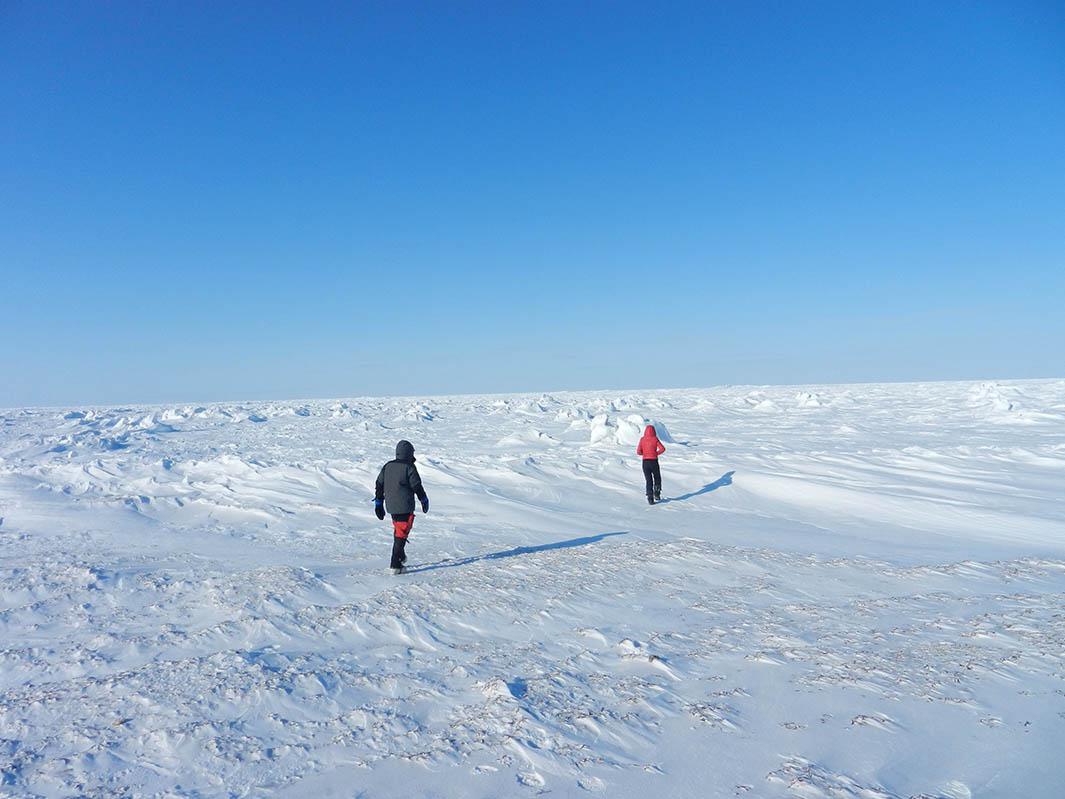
[375,440,427,515]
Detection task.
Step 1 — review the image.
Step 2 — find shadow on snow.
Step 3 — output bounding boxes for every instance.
[406,531,628,574]
[658,470,735,504]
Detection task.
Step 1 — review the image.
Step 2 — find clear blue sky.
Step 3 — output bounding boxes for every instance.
[2,2,1063,407]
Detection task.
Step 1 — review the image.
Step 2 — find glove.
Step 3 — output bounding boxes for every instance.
[374,499,385,520]
[420,496,430,514]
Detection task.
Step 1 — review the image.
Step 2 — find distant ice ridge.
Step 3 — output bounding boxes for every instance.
[46,410,178,453]
[966,382,1065,424]
[970,381,1024,413]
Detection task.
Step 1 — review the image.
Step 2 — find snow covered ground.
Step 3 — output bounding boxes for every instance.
[1,379,1064,798]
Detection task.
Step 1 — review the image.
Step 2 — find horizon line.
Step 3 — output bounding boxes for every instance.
[4,373,1062,413]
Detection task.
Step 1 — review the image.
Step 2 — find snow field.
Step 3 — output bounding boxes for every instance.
[1,380,1064,797]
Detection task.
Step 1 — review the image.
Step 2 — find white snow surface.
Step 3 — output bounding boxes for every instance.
[1,379,1065,798]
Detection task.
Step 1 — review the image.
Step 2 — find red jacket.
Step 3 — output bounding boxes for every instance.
[636,426,665,460]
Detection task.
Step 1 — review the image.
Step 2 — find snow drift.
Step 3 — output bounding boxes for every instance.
[589,413,674,447]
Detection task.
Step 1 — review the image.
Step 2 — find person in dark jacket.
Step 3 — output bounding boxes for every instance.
[374,440,429,574]
[636,424,665,504]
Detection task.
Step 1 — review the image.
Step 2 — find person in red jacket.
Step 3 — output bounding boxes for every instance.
[636,424,665,504]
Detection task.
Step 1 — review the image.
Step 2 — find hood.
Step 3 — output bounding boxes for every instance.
[395,440,416,463]
[642,425,658,439]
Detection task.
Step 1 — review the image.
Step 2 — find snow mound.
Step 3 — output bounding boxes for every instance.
[262,405,313,418]
[160,405,222,421]
[969,382,1023,413]
[650,420,674,443]
[795,391,824,408]
[555,407,590,422]
[565,418,592,432]
[588,414,615,446]
[589,414,674,447]
[478,678,513,700]
[743,391,779,411]
[614,415,647,446]
[329,402,361,419]
[495,429,560,448]
[589,398,619,414]
[401,404,435,422]
[516,399,550,415]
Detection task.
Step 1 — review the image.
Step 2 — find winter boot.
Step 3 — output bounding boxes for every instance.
[647,494,655,505]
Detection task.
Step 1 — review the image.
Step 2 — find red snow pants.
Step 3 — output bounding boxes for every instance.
[392,514,414,539]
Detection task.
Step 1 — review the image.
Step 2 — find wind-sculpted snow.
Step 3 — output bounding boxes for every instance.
[1,380,1064,797]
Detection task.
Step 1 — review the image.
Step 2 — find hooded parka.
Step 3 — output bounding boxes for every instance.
[375,440,427,516]
[636,425,666,460]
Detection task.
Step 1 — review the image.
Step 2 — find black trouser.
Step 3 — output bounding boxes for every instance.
[642,459,662,498]
[390,513,412,569]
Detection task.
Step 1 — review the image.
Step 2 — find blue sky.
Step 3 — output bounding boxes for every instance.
[2,2,1063,406]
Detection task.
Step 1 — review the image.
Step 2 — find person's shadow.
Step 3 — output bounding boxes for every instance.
[657,470,735,504]
[405,531,628,574]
